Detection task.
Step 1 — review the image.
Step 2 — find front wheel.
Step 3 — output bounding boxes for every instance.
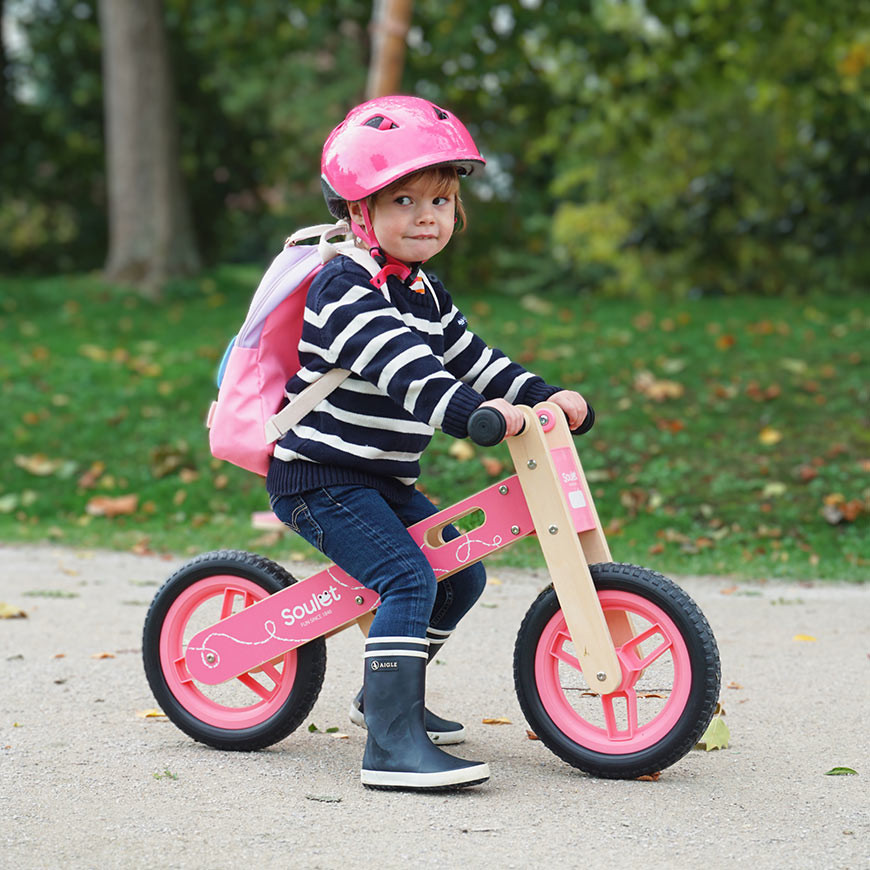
[514,562,720,778]
[143,550,327,751]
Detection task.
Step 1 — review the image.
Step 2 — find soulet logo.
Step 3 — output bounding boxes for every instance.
[281,586,341,626]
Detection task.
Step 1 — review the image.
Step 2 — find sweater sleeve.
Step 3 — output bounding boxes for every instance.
[436,282,562,406]
[299,270,485,438]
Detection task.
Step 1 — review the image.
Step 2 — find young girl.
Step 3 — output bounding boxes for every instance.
[268,96,589,790]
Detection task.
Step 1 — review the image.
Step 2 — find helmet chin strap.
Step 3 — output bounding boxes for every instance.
[351,202,416,289]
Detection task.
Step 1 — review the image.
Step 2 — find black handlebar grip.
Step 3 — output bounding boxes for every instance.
[468,402,596,445]
[467,406,506,446]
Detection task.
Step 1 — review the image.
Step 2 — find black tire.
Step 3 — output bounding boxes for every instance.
[142,550,326,751]
[514,562,720,778]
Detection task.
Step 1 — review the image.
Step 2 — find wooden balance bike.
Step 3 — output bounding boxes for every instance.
[143,402,720,779]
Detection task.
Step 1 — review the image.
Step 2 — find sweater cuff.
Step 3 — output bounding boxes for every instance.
[441,383,485,438]
[517,378,562,406]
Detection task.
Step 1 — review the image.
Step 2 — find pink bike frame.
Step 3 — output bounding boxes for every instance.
[182,403,624,694]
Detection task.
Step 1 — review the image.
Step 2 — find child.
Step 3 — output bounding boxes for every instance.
[268,96,589,790]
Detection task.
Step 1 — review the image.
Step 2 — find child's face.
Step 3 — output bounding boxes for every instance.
[352,175,456,264]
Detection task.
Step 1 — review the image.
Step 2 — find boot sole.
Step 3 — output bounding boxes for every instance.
[349,703,467,746]
[360,763,490,791]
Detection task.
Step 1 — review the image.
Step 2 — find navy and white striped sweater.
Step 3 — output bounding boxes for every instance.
[266,255,561,503]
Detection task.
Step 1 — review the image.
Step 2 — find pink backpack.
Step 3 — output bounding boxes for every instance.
[206,222,378,476]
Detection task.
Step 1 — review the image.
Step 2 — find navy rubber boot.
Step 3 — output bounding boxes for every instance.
[359,637,489,790]
[349,627,465,744]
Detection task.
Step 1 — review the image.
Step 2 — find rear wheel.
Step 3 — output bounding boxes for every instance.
[514,562,719,778]
[143,550,326,750]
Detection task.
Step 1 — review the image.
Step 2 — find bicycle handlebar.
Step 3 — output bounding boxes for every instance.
[467,403,596,446]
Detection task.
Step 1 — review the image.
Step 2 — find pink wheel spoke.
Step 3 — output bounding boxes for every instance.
[601,689,638,740]
[550,630,582,672]
[258,661,283,687]
[236,671,274,702]
[219,589,237,620]
[173,655,193,684]
[621,623,672,670]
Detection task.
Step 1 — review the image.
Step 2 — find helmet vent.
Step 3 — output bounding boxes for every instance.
[364,115,398,130]
[432,105,450,120]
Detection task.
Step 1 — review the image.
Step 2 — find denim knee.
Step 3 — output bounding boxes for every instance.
[430,559,486,631]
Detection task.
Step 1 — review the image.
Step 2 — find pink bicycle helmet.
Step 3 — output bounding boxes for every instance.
[321,95,485,220]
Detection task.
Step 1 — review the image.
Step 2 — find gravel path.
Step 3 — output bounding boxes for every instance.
[1,544,867,869]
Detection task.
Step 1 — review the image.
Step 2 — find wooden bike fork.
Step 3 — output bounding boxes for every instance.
[509,402,626,696]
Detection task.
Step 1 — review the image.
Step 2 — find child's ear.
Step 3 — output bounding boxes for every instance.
[347,200,364,224]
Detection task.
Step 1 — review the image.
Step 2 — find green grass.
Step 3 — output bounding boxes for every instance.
[1,268,867,581]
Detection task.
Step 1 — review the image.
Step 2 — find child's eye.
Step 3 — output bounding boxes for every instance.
[394,195,412,205]
[433,196,450,206]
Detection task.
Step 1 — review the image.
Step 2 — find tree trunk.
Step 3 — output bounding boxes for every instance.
[366,0,413,99]
[98,0,199,297]
[0,0,8,143]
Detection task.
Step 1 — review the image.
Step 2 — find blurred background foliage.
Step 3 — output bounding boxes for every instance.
[2,0,868,297]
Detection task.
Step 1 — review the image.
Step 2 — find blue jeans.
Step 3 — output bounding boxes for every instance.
[271,485,487,639]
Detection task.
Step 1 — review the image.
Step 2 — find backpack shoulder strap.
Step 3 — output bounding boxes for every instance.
[264,231,384,445]
[265,367,351,443]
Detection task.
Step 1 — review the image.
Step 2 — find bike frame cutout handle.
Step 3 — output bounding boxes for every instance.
[406,475,534,580]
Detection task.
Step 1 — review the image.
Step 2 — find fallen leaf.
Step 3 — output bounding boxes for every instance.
[0,602,27,619]
[482,717,512,725]
[481,456,504,476]
[14,454,64,476]
[520,294,553,316]
[86,494,138,517]
[77,461,106,489]
[824,767,857,776]
[655,418,685,433]
[696,716,730,751]
[526,730,539,740]
[79,343,110,362]
[758,426,783,445]
[780,357,808,375]
[761,482,787,498]
[793,634,817,642]
[136,708,167,719]
[726,681,743,690]
[633,370,685,401]
[0,494,19,513]
[795,464,818,483]
[636,771,662,781]
[449,440,475,461]
[130,538,154,556]
[305,794,342,803]
[149,444,195,479]
[91,652,116,659]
